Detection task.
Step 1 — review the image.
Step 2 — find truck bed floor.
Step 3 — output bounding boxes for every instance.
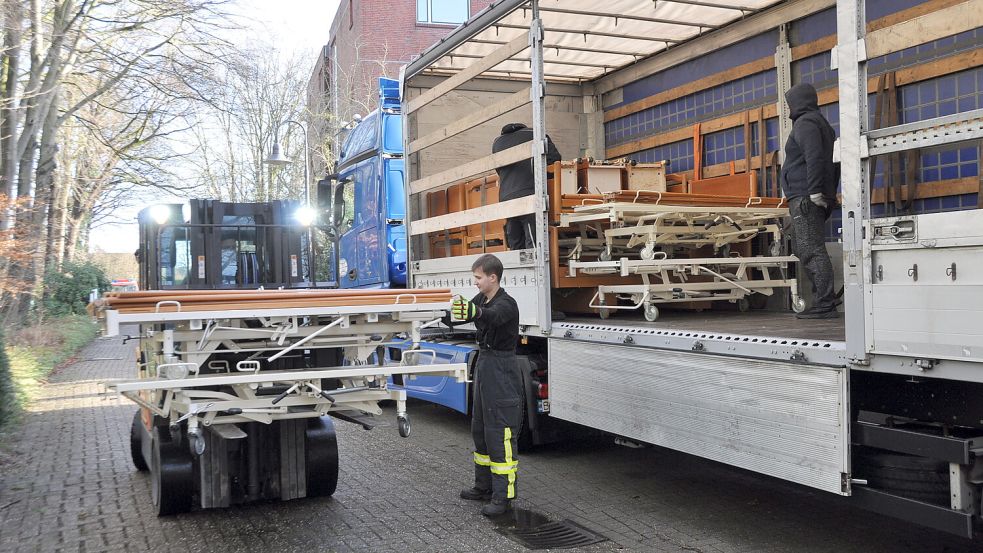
[562,309,845,343]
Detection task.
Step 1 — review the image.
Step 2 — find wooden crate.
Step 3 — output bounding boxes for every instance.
[578,163,625,194]
[626,162,667,192]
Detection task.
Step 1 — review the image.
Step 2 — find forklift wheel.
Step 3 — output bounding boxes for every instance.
[306,417,339,498]
[151,427,194,516]
[130,410,149,472]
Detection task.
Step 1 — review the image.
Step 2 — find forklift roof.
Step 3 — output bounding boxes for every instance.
[404,0,781,84]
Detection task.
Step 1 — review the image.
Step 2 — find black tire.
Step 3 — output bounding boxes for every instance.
[306,416,339,498]
[151,427,194,516]
[854,449,950,506]
[130,409,149,472]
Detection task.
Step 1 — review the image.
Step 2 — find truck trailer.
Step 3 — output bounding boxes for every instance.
[394,0,983,538]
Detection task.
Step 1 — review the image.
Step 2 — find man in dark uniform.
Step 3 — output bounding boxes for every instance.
[445,253,522,516]
[493,123,561,250]
[781,82,839,319]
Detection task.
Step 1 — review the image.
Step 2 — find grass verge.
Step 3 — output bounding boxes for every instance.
[0,315,99,435]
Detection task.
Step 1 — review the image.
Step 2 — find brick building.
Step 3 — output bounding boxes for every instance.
[307,0,492,177]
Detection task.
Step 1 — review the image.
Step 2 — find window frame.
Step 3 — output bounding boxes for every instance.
[416,0,469,26]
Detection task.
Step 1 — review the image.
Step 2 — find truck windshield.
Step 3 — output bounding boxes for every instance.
[340,112,378,161]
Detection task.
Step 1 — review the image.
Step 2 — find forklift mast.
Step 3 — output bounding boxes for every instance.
[137,199,336,290]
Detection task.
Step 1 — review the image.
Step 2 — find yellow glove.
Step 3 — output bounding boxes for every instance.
[451,296,478,321]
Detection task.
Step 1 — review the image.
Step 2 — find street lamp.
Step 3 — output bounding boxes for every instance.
[265,119,317,286]
[265,120,311,207]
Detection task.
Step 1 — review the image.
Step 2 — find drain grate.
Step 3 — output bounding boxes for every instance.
[498,519,607,550]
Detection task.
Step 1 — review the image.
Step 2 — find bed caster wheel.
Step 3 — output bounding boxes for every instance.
[716,244,731,258]
[640,246,655,260]
[188,431,206,456]
[599,249,612,262]
[769,241,782,257]
[397,415,411,438]
[737,298,750,312]
[644,304,659,322]
[598,308,610,320]
[791,297,807,313]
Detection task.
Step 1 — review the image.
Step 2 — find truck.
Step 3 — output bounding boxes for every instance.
[391,0,983,539]
[324,78,562,445]
[101,200,466,515]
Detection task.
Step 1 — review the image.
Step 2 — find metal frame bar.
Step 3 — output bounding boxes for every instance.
[108,363,467,393]
[407,88,530,154]
[853,422,978,464]
[851,487,974,539]
[409,196,536,236]
[492,22,682,45]
[552,321,846,367]
[536,7,717,30]
[407,33,529,114]
[531,0,552,334]
[409,143,528,195]
[836,0,872,363]
[867,108,983,156]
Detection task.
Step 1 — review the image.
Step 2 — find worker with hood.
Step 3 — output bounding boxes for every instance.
[781,82,839,319]
[492,123,561,250]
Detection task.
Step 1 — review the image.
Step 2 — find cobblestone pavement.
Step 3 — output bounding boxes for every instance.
[0,328,978,553]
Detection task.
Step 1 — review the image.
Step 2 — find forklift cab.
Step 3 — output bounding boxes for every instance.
[137,200,335,290]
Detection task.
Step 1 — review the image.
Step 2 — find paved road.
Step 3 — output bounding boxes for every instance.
[0,329,977,553]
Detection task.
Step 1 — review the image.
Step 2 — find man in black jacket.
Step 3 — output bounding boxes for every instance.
[493,123,561,250]
[445,254,522,517]
[781,83,839,319]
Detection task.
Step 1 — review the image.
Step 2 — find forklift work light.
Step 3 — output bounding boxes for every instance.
[294,205,317,227]
[149,204,172,225]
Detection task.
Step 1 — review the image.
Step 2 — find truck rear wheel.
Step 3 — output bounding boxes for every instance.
[130,410,149,472]
[305,416,339,498]
[151,427,194,516]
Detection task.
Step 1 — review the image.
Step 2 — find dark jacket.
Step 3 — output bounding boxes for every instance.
[780,84,838,201]
[493,123,561,202]
[442,288,519,352]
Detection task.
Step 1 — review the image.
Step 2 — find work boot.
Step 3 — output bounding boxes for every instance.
[481,498,511,517]
[795,307,839,319]
[460,487,492,501]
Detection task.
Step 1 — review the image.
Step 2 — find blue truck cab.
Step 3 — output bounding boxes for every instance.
[319,78,473,414]
[330,78,406,289]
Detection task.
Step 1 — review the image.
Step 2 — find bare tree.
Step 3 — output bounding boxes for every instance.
[185,43,310,203]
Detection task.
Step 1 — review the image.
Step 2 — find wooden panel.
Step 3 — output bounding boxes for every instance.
[865,0,983,59]
[689,171,758,198]
[410,143,528,195]
[869,176,979,204]
[410,196,536,236]
[406,34,529,115]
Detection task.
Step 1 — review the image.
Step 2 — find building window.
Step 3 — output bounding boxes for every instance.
[417,0,468,25]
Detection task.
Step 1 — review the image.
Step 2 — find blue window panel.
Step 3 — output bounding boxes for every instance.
[958,96,978,112]
[962,193,979,208]
[960,163,978,178]
[922,198,940,212]
[941,195,961,210]
[940,150,958,165]
[960,147,978,161]
[870,203,887,218]
[919,105,938,120]
[940,165,959,180]
[923,167,940,182]
[919,83,936,103]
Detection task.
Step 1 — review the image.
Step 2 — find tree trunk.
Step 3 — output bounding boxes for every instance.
[33,88,59,294]
[1,0,22,225]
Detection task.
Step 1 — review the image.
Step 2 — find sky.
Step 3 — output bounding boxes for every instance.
[88,0,341,254]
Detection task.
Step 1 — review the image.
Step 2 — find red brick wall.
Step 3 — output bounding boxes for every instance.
[324,0,492,121]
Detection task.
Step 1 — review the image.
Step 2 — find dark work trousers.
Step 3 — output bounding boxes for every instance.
[789,197,836,310]
[471,349,523,501]
[505,214,536,250]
